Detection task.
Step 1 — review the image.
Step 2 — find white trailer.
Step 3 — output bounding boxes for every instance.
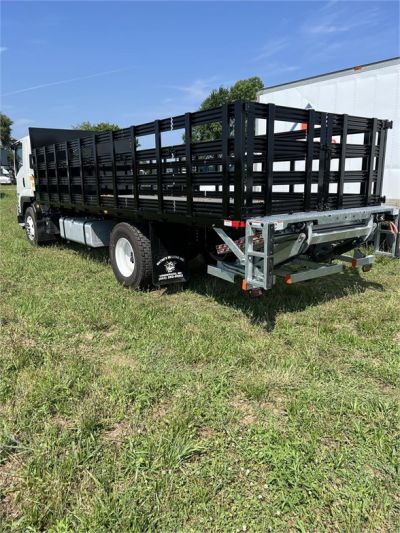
[257,57,400,204]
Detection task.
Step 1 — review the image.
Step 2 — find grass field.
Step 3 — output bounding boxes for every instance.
[0,185,399,532]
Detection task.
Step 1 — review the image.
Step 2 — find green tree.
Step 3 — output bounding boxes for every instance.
[199,77,263,111]
[73,121,120,132]
[0,113,14,147]
[193,77,264,141]
[73,120,140,147]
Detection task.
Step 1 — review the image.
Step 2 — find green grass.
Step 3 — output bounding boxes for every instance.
[0,185,399,532]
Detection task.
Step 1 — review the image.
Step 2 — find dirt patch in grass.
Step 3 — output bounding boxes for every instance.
[102,420,135,444]
[104,326,118,338]
[231,396,258,427]
[82,346,140,374]
[107,353,139,370]
[230,396,251,413]
[321,436,341,450]
[151,398,174,421]
[371,379,398,396]
[231,395,287,425]
[260,397,287,417]
[52,415,74,430]
[239,414,257,427]
[198,427,217,439]
[2,328,38,350]
[0,454,22,521]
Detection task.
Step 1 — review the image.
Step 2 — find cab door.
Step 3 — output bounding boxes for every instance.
[16,136,35,217]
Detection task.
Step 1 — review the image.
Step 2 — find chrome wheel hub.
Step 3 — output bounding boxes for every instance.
[26,215,35,241]
[115,237,135,277]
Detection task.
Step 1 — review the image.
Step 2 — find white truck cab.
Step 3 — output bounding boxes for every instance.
[15,135,35,225]
[15,127,95,244]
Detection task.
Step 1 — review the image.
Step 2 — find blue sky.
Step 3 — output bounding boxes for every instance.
[1,0,399,139]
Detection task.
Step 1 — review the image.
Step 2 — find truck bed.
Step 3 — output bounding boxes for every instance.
[30,100,392,227]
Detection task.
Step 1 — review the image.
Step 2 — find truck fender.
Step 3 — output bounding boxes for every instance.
[18,196,36,224]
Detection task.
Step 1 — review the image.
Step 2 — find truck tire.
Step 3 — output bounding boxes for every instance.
[109,222,153,289]
[24,206,46,246]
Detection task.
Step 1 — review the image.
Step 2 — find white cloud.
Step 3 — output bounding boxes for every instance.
[254,39,289,62]
[14,118,35,127]
[275,65,300,74]
[263,63,300,77]
[165,77,218,104]
[2,67,134,96]
[301,40,345,64]
[318,0,339,13]
[259,64,300,86]
[307,24,348,34]
[302,4,380,35]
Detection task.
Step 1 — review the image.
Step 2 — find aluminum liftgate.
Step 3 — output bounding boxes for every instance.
[208,205,400,291]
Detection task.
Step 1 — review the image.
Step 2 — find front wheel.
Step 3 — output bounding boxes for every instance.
[109,222,153,289]
[24,206,45,246]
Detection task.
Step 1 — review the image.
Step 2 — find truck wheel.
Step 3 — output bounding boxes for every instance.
[109,222,153,289]
[24,206,45,246]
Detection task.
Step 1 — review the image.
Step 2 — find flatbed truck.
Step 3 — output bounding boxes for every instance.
[15,101,399,295]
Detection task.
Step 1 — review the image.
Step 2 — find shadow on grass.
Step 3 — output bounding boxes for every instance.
[165,262,384,331]
[54,241,384,331]
[49,240,110,263]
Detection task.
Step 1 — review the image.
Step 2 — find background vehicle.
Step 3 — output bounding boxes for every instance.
[257,57,400,205]
[15,101,399,295]
[0,166,13,185]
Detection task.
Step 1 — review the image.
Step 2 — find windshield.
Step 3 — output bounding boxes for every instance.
[15,144,23,173]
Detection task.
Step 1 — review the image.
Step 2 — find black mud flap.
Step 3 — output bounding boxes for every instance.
[150,223,190,286]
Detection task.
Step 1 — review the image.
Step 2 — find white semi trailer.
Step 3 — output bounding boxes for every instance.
[257,57,400,205]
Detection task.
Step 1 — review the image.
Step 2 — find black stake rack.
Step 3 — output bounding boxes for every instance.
[30,100,392,228]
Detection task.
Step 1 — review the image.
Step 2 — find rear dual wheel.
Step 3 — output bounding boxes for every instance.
[109,222,153,289]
